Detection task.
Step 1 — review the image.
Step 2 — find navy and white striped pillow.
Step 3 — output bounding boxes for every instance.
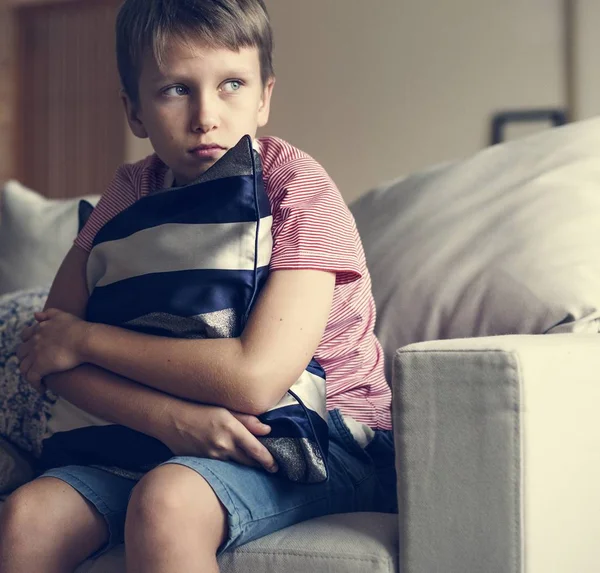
[41,136,329,483]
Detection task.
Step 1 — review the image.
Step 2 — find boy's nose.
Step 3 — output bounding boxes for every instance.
[191,96,219,133]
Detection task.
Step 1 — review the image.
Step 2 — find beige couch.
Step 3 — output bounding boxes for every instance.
[69,333,599,573]
[1,118,600,572]
[1,334,599,573]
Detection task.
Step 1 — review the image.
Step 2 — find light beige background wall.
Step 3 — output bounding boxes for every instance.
[572,0,600,120]
[126,0,566,203]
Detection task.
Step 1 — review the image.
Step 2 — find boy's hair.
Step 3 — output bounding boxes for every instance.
[116,0,274,106]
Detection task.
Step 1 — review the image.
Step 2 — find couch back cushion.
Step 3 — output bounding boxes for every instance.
[0,181,100,296]
[351,118,600,378]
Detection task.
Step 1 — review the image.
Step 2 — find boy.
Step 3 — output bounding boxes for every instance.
[1,1,395,572]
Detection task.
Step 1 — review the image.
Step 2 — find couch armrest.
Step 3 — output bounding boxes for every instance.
[392,334,600,573]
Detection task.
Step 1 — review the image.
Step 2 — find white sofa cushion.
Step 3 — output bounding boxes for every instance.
[351,118,600,378]
[0,181,99,296]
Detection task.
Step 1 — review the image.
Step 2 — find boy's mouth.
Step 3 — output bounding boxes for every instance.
[189,144,226,159]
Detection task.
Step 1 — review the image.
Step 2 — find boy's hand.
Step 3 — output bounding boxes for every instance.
[17,308,91,392]
[160,401,279,475]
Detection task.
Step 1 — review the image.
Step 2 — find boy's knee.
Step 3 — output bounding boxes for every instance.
[0,477,109,569]
[1,482,56,546]
[127,464,227,540]
[128,472,187,525]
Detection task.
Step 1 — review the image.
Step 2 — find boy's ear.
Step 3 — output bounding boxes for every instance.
[257,77,276,128]
[121,89,149,139]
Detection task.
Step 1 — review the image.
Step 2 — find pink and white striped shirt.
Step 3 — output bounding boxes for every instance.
[75,136,392,430]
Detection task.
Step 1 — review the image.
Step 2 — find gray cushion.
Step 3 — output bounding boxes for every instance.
[350,118,600,379]
[75,513,398,573]
[0,181,100,295]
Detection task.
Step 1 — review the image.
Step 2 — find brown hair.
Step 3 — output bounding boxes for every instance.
[116,0,274,105]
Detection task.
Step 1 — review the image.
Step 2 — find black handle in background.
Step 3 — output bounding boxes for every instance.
[490,109,568,145]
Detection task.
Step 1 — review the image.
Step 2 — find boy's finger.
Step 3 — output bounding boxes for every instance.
[18,354,33,375]
[20,324,36,342]
[15,343,28,361]
[28,370,42,386]
[237,434,278,474]
[38,308,59,318]
[232,412,271,436]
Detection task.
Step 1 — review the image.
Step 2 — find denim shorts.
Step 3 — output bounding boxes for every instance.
[38,409,397,558]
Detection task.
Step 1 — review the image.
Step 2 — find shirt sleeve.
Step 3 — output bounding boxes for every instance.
[74,163,138,253]
[267,157,363,286]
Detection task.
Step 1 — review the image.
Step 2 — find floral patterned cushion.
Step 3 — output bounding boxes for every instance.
[0,286,57,492]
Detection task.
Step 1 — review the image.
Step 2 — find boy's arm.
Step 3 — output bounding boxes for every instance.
[79,268,336,416]
[32,245,335,417]
[36,247,196,440]
[28,246,276,469]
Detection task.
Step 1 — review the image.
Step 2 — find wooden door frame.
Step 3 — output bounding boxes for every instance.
[7,0,124,195]
[2,0,79,182]
[3,0,115,184]
[7,0,82,7]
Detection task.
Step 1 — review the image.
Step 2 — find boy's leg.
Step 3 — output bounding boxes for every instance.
[125,409,397,573]
[0,477,109,573]
[125,464,227,573]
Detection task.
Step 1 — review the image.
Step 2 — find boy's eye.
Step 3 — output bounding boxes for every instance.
[222,80,243,93]
[163,85,189,96]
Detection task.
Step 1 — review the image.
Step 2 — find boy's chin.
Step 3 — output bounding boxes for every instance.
[173,149,233,185]
[174,165,214,186]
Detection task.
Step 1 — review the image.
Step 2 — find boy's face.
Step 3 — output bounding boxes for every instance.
[122,39,275,186]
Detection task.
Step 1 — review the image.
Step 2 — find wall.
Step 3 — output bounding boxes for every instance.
[125,121,154,163]
[8,0,568,203]
[126,2,566,203]
[263,0,565,202]
[572,0,600,120]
